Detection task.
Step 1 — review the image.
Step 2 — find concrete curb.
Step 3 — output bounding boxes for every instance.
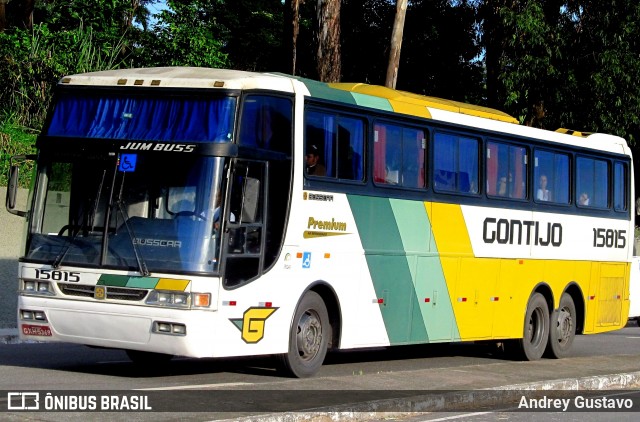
[218,372,640,422]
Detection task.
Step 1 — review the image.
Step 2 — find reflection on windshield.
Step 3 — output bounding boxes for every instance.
[27,155,226,275]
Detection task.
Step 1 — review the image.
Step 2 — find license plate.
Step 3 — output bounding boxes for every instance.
[21,324,52,337]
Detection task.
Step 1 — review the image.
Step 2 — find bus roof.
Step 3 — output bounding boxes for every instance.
[330,82,519,124]
[58,67,296,92]
[57,67,630,155]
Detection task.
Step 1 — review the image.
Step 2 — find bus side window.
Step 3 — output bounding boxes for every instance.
[614,161,628,212]
[576,156,609,208]
[238,95,293,153]
[433,132,478,194]
[374,122,426,188]
[534,149,570,204]
[305,110,364,180]
[336,116,364,181]
[486,141,527,199]
[305,110,335,178]
[402,128,426,188]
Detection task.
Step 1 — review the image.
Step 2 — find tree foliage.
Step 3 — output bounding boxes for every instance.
[479,0,640,146]
[137,0,228,68]
[2,0,640,155]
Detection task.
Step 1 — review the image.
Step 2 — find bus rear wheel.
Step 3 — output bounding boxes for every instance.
[518,293,549,361]
[279,291,329,378]
[545,293,576,359]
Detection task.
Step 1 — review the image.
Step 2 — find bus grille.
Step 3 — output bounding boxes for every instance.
[58,283,148,301]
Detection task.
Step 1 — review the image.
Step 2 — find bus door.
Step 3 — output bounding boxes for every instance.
[222,160,266,287]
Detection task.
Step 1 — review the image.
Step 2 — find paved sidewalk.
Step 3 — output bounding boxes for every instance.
[214,353,640,421]
[0,187,26,330]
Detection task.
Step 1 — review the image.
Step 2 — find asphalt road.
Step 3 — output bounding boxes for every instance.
[0,327,639,421]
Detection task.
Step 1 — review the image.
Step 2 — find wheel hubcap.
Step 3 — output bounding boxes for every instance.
[296,310,322,361]
[555,307,573,344]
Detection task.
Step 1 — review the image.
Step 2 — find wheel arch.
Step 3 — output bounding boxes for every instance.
[301,281,342,350]
[531,282,554,316]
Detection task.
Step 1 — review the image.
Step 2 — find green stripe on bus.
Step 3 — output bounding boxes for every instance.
[126,277,160,289]
[389,199,432,254]
[348,195,428,344]
[97,274,128,287]
[389,199,460,342]
[297,78,358,105]
[350,92,394,112]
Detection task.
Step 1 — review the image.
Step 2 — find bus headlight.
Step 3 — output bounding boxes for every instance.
[21,280,54,296]
[153,321,187,336]
[20,309,48,321]
[145,291,211,308]
[146,290,190,307]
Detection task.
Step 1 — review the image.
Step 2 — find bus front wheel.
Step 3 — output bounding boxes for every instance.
[519,293,549,361]
[279,291,329,378]
[545,293,576,359]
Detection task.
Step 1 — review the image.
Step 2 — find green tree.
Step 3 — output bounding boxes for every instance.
[564,1,640,145]
[496,0,567,127]
[478,0,640,146]
[210,0,285,72]
[139,0,228,68]
[0,0,155,127]
[400,0,482,102]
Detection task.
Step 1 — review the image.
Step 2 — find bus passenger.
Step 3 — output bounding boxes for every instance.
[537,174,551,201]
[306,144,326,176]
[213,191,236,231]
[579,192,590,206]
[497,176,508,196]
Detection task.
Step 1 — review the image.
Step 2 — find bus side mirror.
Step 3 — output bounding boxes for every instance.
[5,155,31,217]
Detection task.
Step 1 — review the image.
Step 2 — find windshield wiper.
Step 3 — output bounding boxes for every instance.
[52,225,80,269]
[53,169,107,269]
[115,197,149,276]
[107,170,149,276]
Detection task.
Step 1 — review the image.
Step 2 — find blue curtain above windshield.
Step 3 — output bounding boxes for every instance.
[47,94,236,143]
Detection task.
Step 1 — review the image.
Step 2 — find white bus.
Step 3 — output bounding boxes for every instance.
[6,67,633,377]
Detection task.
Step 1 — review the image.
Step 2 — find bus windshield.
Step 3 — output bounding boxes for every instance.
[26,154,227,275]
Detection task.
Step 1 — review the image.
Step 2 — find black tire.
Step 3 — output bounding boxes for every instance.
[125,349,173,365]
[518,292,549,361]
[279,291,330,378]
[545,293,576,359]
